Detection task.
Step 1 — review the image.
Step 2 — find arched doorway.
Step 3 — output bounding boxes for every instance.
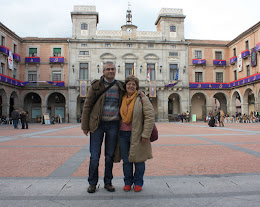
[168,93,180,121]
[244,88,255,115]
[213,92,227,114]
[191,92,207,121]
[231,91,241,116]
[24,92,42,122]
[9,91,18,117]
[77,95,85,123]
[47,92,66,123]
[0,89,7,118]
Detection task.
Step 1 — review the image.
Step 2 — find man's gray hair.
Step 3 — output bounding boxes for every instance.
[103,61,115,71]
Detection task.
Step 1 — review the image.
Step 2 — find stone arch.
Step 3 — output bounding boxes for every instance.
[243,88,255,115]
[122,53,138,60]
[0,88,8,118]
[168,93,181,121]
[231,90,242,115]
[144,53,160,61]
[77,94,85,123]
[190,92,207,120]
[23,92,42,122]
[9,91,19,117]
[47,92,66,122]
[212,92,228,114]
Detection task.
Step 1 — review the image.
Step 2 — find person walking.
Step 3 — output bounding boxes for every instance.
[11,108,20,129]
[25,111,29,129]
[81,61,125,193]
[220,109,225,127]
[20,110,26,129]
[119,75,154,192]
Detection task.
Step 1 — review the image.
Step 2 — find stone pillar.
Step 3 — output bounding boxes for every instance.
[68,88,78,123]
[2,103,9,118]
[206,105,213,116]
[157,89,168,122]
[241,103,248,115]
[41,104,47,116]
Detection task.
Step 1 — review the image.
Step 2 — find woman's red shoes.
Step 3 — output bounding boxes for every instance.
[134,185,142,192]
[123,185,132,191]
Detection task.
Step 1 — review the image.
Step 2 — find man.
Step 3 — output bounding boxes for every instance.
[81,61,125,193]
[11,108,20,129]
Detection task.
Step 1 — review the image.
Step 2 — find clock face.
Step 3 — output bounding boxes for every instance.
[126,28,132,33]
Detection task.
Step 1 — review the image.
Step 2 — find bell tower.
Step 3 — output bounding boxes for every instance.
[121,2,137,38]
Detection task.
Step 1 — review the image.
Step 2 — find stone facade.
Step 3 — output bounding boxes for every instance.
[0,5,260,123]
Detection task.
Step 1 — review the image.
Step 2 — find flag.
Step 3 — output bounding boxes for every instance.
[174,68,179,80]
[131,64,134,75]
[147,67,151,81]
[149,81,156,97]
[80,81,87,97]
[237,54,243,72]
[251,47,257,67]
[8,51,14,70]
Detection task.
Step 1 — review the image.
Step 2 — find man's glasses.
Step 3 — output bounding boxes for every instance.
[105,68,115,71]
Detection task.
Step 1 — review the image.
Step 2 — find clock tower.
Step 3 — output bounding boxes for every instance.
[121,3,137,39]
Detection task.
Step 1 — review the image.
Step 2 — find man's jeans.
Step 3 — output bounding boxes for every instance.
[13,119,18,129]
[119,131,145,187]
[88,120,119,185]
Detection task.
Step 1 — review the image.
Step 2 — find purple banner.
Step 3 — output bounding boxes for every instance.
[230,56,237,64]
[241,50,250,58]
[25,57,40,63]
[256,43,260,51]
[46,81,65,87]
[0,46,9,56]
[213,60,226,66]
[165,81,178,87]
[49,57,64,63]
[13,53,21,62]
[190,73,260,89]
[192,59,206,65]
[251,47,257,67]
[0,74,24,86]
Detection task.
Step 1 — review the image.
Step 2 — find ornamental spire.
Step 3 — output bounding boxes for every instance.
[126,2,132,25]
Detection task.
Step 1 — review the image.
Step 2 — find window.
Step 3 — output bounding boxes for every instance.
[215,51,222,60]
[233,48,236,56]
[169,52,178,57]
[105,43,111,47]
[127,44,132,48]
[79,51,89,55]
[28,71,37,81]
[246,65,250,77]
[81,23,88,30]
[52,71,61,81]
[234,70,237,81]
[195,72,203,82]
[79,63,88,80]
[1,36,5,46]
[125,63,133,78]
[216,72,223,83]
[53,48,61,57]
[81,44,87,47]
[148,44,154,48]
[170,64,178,80]
[170,25,176,32]
[13,44,17,54]
[245,40,249,50]
[1,63,5,74]
[29,48,37,57]
[12,68,17,79]
[195,50,202,59]
[147,63,155,81]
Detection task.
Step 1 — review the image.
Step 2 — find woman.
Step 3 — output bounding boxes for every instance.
[20,111,26,129]
[119,75,154,192]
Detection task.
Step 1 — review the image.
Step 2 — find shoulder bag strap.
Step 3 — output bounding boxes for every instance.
[93,80,117,105]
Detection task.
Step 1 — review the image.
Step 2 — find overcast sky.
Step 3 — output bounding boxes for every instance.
[0,0,259,41]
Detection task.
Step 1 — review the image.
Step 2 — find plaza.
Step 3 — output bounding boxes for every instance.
[0,122,260,206]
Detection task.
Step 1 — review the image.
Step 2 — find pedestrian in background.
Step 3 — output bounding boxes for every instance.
[11,108,20,129]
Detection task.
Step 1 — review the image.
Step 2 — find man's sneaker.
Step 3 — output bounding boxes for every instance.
[123,185,132,191]
[134,185,142,192]
[104,184,115,192]
[87,185,96,193]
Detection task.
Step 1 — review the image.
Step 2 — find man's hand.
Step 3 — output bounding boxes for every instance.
[83,129,89,136]
[142,137,149,143]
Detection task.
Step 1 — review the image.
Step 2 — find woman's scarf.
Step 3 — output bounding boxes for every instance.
[120,91,138,124]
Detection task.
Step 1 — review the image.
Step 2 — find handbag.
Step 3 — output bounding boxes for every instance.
[139,95,158,142]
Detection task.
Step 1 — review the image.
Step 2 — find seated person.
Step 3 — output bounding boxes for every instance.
[208,116,216,127]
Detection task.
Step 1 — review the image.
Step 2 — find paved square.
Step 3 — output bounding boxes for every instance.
[0,122,260,206]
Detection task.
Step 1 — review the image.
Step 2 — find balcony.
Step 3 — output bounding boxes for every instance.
[25,57,40,63]
[213,59,226,66]
[0,73,24,86]
[241,50,250,59]
[13,53,21,62]
[0,46,9,56]
[230,56,237,65]
[49,57,64,63]
[256,43,260,52]
[192,59,206,65]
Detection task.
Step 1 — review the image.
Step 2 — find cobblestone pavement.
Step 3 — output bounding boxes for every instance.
[0,122,260,206]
